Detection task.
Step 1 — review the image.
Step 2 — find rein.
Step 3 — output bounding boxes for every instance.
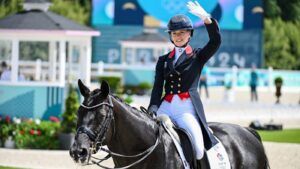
[77,95,161,169]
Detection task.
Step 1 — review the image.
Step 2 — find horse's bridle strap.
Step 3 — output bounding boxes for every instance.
[90,126,162,169]
[76,126,97,141]
[80,95,113,110]
[77,95,114,144]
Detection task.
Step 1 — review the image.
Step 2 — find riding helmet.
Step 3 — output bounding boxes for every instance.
[167,14,194,36]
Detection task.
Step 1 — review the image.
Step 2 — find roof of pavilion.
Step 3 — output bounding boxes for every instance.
[0,9,97,33]
[123,29,169,42]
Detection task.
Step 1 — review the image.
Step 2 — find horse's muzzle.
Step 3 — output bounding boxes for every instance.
[69,134,91,164]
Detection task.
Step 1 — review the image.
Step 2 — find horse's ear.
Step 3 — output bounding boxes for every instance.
[78,79,90,97]
[100,80,110,97]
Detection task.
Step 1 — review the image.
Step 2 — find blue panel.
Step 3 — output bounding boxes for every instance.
[200,29,263,68]
[92,25,143,63]
[218,0,243,30]
[92,26,263,68]
[92,0,114,25]
[124,69,155,85]
[92,0,252,30]
[0,85,64,120]
[137,0,218,25]
[114,0,145,25]
[0,91,34,118]
[243,0,263,29]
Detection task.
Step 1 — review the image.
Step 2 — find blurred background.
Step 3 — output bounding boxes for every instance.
[0,0,299,169]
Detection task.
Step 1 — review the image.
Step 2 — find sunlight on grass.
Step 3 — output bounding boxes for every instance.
[258,129,300,143]
[0,166,23,169]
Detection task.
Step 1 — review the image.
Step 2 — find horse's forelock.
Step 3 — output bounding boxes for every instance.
[90,89,101,96]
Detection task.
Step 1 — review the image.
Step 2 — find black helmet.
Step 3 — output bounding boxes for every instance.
[167,14,193,33]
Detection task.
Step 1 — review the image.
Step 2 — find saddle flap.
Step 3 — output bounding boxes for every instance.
[174,127,197,169]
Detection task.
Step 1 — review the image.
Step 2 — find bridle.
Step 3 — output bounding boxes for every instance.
[77,95,114,147]
[75,95,161,169]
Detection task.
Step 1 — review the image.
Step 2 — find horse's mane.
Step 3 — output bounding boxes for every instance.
[110,94,155,121]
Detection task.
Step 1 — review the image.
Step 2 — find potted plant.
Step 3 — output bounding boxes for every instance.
[274,77,283,104]
[98,76,122,94]
[13,119,60,149]
[59,85,79,150]
[0,116,16,148]
[137,82,152,95]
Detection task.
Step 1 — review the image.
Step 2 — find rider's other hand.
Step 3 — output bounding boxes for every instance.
[187,1,211,23]
[148,105,158,117]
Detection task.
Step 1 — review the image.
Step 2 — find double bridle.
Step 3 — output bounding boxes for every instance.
[76,95,161,169]
[77,95,114,147]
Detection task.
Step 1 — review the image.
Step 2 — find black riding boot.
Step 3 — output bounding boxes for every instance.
[196,153,210,169]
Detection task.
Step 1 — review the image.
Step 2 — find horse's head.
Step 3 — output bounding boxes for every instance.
[70,79,113,164]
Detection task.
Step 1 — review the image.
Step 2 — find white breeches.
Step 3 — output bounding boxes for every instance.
[157,95,204,159]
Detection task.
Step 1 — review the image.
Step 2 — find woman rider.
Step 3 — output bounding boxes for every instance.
[148,0,221,165]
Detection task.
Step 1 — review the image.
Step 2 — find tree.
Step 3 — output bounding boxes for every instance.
[61,85,79,133]
[264,19,297,69]
[277,0,300,22]
[264,0,300,22]
[49,0,91,25]
[0,0,91,26]
[263,0,281,19]
[0,0,23,19]
[285,22,300,69]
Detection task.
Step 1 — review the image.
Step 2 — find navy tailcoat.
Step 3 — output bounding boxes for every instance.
[148,18,221,149]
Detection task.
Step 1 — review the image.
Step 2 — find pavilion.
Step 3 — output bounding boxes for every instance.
[0,0,99,119]
[0,0,99,86]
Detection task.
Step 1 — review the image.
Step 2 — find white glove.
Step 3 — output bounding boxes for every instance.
[187,1,210,21]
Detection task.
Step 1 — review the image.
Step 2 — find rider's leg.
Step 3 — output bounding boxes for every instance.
[157,96,205,159]
[173,112,205,160]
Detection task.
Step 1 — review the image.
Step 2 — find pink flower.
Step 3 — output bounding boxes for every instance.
[29,129,35,135]
[49,116,60,123]
[5,116,11,123]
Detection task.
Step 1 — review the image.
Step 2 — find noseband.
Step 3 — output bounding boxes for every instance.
[76,95,114,149]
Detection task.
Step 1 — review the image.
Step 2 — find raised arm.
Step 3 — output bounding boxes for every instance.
[187,1,221,64]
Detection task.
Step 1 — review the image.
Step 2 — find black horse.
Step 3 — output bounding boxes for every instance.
[70,80,269,169]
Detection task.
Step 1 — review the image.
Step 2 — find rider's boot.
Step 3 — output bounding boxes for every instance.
[197,153,210,169]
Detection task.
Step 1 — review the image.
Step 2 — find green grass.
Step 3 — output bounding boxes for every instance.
[258,129,300,143]
[0,166,23,169]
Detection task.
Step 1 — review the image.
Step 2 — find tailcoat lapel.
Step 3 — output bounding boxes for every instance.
[175,52,187,67]
[175,45,194,68]
[167,48,175,71]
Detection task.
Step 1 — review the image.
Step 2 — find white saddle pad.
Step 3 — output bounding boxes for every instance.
[206,137,231,169]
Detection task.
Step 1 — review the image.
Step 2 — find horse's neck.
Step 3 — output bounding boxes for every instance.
[108,96,158,152]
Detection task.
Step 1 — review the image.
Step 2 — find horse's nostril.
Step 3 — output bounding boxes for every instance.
[79,148,88,158]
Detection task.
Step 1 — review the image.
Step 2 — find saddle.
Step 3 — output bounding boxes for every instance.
[158,115,230,169]
[174,125,211,169]
[158,115,210,169]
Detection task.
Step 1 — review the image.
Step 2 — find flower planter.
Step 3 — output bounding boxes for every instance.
[4,136,15,149]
